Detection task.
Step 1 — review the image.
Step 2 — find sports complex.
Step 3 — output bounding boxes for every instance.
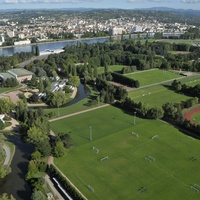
[50,69,200,200]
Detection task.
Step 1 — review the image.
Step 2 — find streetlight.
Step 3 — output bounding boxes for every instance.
[134,111,137,125]
[89,126,92,141]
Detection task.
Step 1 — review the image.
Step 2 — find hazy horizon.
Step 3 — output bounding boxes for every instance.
[0,0,200,11]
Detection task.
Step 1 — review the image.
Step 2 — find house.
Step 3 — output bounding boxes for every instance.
[0,114,5,123]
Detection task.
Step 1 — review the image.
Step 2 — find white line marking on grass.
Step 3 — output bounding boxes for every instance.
[75,173,103,200]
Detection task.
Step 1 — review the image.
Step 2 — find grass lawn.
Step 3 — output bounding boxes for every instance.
[128,84,190,107]
[44,85,103,118]
[0,85,22,94]
[125,69,182,86]
[51,106,200,200]
[98,65,126,74]
[155,39,200,45]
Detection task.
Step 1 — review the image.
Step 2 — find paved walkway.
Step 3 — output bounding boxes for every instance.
[44,174,65,200]
[52,164,88,200]
[2,143,11,166]
[49,104,110,122]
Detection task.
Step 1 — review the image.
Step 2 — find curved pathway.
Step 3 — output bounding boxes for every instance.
[2,143,11,166]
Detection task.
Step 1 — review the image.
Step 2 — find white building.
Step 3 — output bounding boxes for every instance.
[132,26,143,33]
[109,27,124,35]
[14,40,31,46]
[0,35,5,43]
[7,31,15,38]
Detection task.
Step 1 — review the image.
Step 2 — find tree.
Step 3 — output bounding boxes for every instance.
[38,78,44,93]
[27,126,48,145]
[0,166,7,179]
[54,141,65,157]
[35,46,40,56]
[31,151,42,161]
[31,190,46,200]
[68,75,80,87]
[0,98,14,114]
[46,91,66,108]
[0,193,15,200]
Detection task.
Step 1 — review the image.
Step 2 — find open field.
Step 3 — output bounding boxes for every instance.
[98,65,125,74]
[125,69,182,86]
[51,106,200,200]
[156,39,200,45]
[128,84,190,107]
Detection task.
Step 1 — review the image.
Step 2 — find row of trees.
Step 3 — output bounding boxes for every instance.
[0,52,34,71]
[96,77,128,103]
[111,72,140,88]
[1,78,18,88]
[49,165,84,200]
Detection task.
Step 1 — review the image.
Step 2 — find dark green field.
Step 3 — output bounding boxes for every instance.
[51,106,200,200]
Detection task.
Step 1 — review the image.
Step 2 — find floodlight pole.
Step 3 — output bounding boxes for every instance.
[134,111,137,125]
[89,126,92,141]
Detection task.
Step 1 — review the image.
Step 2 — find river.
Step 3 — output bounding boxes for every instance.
[0,37,110,56]
[0,135,34,200]
[0,83,90,199]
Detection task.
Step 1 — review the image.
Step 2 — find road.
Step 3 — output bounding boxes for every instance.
[17,54,49,68]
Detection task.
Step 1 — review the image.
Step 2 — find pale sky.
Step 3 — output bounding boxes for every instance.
[0,0,200,10]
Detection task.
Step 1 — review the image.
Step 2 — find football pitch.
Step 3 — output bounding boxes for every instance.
[125,69,182,86]
[51,106,200,200]
[128,84,190,107]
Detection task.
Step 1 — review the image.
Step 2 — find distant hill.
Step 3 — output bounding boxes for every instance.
[138,7,200,17]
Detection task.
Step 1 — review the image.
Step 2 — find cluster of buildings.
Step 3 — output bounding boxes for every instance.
[0,14,194,46]
[0,68,33,82]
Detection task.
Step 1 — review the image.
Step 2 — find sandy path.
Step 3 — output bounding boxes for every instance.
[49,104,110,122]
[4,118,19,131]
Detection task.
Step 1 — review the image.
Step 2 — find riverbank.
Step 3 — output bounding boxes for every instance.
[0,36,111,50]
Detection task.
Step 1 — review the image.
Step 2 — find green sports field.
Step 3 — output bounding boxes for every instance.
[128,84,190,107]
[51,106,200,200]
[191,112,200,125]
[125,69,182,86]
[98,65,125,74]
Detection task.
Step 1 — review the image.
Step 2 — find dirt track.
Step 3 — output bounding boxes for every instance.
[184,107,200,123]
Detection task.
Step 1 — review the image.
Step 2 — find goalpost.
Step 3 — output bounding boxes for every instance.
[92,147,99,153]
[151,135,158,140]
[132,132,139,137]
[145,156,155,162]
[100,156,108,162]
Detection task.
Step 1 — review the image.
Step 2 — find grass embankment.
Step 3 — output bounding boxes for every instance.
[51,106,200,200]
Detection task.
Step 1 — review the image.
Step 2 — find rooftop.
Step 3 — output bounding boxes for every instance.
[8,68,33,77]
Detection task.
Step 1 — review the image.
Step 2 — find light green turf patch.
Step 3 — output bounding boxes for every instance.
[125,69,182,86]
[128,84,190,107]
[98,65,126,74]
[191,112,200,125]
[51,106,200,200]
